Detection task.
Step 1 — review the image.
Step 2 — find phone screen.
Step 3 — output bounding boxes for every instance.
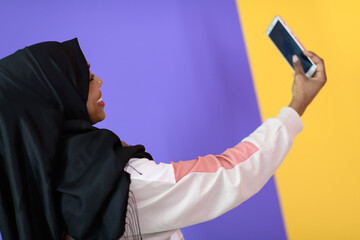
[269,21,313,73]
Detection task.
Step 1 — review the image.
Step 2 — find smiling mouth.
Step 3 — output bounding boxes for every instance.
[97,96,105,107]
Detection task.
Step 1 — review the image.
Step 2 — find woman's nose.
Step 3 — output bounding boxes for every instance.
[97,77,103,87]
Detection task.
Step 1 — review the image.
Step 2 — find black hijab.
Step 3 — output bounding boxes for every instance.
[0,39,152,240]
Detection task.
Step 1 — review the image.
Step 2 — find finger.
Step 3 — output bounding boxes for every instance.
[304,50,324,66]
[303,50,325,72]
[292,55,305,76]
[304,51,327,84]
[303,50,322,63]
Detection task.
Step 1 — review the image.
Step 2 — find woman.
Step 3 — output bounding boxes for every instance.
[0,39,326,240]
[0,38,152,240]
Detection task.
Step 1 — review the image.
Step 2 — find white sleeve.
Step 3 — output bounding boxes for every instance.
[125,107,303,234]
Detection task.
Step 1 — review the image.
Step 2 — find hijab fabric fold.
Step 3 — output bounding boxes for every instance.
[0,38,152,240]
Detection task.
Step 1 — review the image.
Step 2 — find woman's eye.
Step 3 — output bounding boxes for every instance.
[90,75,94,81]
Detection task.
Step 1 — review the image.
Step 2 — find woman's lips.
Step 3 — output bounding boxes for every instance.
[97,97,105,107]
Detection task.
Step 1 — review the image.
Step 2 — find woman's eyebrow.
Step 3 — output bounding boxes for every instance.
[87,64,90,69]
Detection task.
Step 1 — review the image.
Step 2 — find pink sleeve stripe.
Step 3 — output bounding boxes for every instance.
[171,141,258,183]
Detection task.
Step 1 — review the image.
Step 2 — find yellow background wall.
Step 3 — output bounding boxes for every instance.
[236,0,360,239]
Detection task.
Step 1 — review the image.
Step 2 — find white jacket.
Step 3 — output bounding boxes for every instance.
[123,107,303,240]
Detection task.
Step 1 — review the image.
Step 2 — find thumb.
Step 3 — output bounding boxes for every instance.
[292,55,305,76]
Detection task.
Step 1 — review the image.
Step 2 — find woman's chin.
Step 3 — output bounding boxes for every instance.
[90,112,105,125]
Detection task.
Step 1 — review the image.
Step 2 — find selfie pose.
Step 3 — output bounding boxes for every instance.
[0,39,326,240]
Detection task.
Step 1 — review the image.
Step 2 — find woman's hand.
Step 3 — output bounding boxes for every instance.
[289,50,327,116]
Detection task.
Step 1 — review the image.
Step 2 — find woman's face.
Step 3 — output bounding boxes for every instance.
[86,63,105,124]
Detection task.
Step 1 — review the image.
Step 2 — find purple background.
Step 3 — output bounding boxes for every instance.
[0,1,286,239]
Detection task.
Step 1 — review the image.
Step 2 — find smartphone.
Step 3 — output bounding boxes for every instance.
[266,16,316,77]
